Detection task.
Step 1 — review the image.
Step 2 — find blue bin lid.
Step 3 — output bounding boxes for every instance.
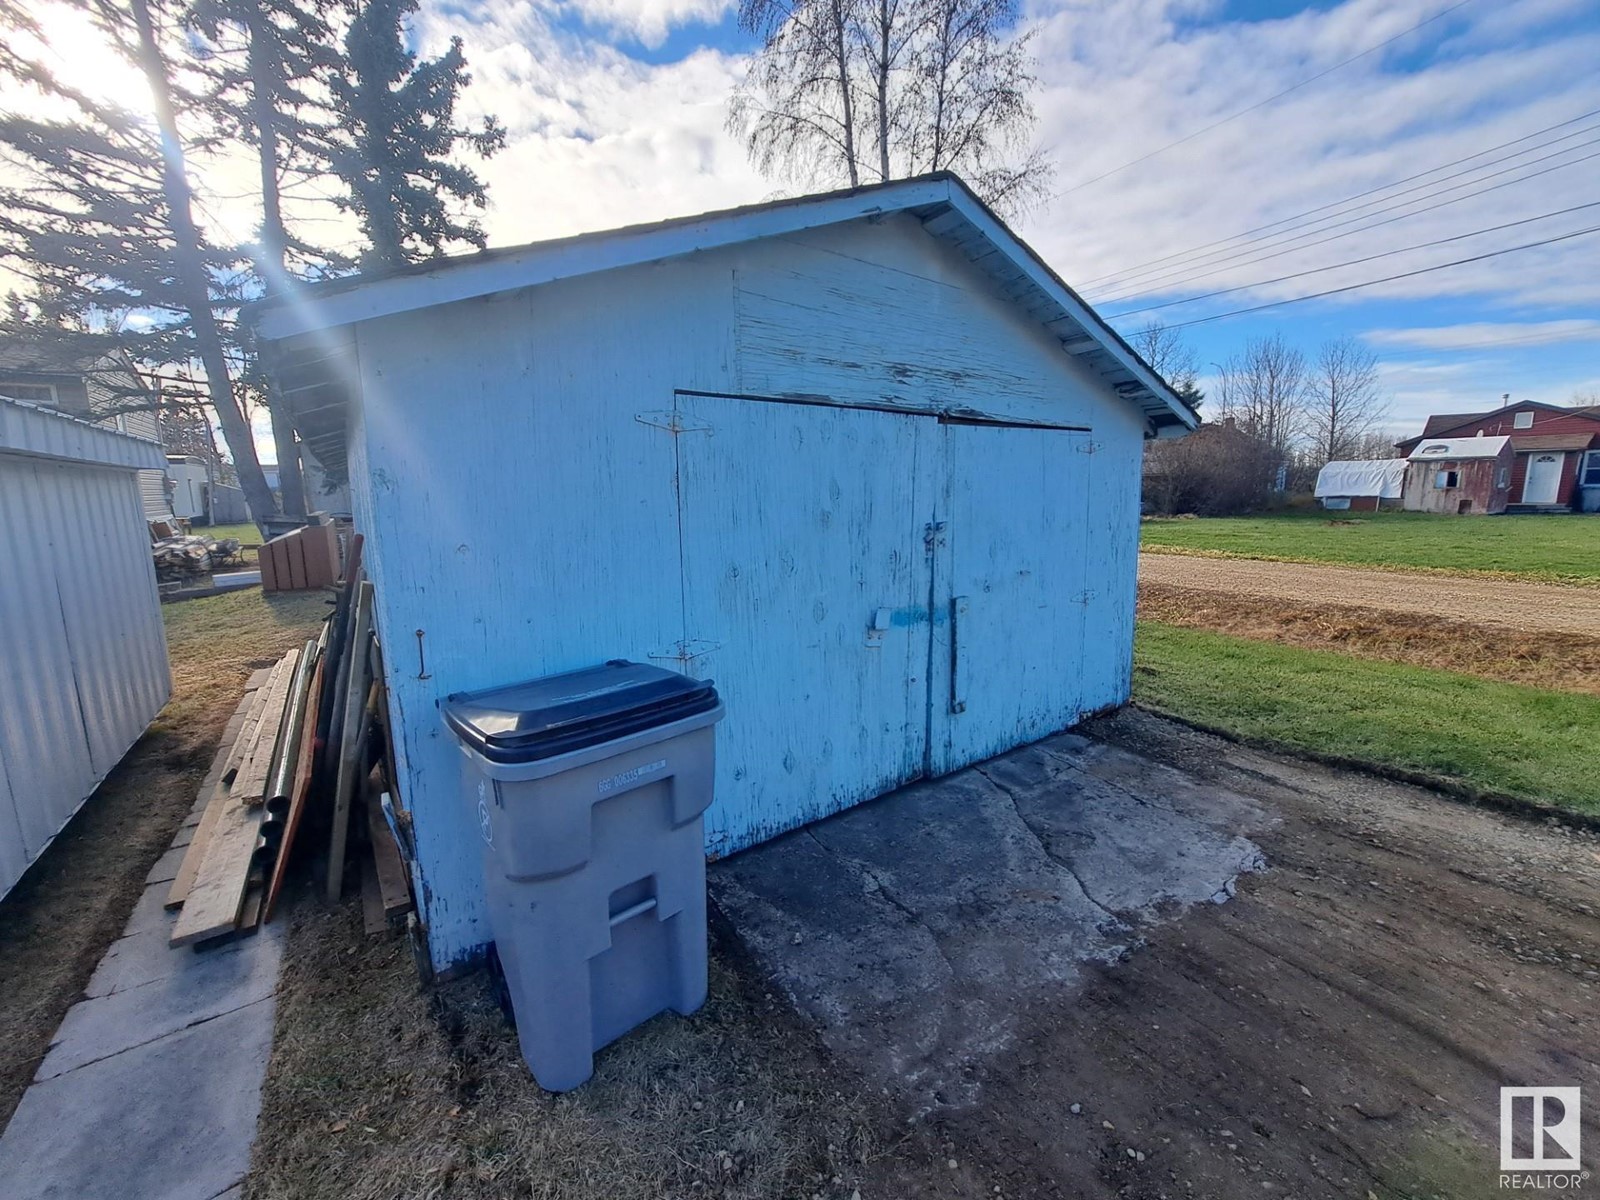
[443,660,720,765]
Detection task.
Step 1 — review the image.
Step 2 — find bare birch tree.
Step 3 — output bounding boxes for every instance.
[1131,320,1203,408]
[730,0,1051,214]
[1306,336,1387,465]
[1215,333,1306,458]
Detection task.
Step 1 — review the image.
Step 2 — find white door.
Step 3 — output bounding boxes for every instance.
[673,393,937,857]
[1523,453,1562,505]
[930,424,1091,774]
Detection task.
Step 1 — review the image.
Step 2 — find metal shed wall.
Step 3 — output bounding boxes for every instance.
[341,214,1148,970]
[0,401,170,898]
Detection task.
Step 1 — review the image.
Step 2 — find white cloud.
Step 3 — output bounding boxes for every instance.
[1364,319,1600,351]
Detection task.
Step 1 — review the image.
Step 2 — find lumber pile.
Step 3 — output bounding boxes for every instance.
[259,521,343,592]
[167,530,416,949]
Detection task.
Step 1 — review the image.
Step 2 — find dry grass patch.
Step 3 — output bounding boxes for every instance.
[249,895,943,1200]
[1138,581,1600,695]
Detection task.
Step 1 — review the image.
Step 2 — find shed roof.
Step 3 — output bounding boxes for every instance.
[250,174,1198,479]
[0,394,165,470]
[1406,435,1511,461]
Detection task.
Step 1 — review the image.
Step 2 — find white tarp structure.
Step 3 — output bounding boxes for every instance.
[1314,458,1408,499]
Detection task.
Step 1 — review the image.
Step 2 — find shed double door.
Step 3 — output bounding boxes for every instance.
[671,393,1091,856]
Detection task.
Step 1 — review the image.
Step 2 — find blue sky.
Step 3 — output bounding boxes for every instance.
[350,0,1600,446]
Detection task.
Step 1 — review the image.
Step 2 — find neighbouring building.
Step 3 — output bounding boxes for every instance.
[1401,435,1514,515]
[249,173,1199,971]
[1395,398,1600,512]
[0,395,171,897]
[0,341,173,522]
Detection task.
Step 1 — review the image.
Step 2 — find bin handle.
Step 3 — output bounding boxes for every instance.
[609,896,658,926]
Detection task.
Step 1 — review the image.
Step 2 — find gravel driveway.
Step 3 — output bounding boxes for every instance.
[1140,551,1600,634]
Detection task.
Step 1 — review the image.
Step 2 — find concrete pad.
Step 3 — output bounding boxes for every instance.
[0,998,274,1200]
[86,919,251,999]
[39,924,282,1080]
[711,736,1271,1111]
[144,844,188,885]
[172,823,195,849]
[119,883,176,938]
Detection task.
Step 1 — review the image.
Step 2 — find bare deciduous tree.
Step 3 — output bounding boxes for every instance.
[1306,336,1387,466]
[730,0,1051,214]
[1215,333,1306,458]
[1131,321,1203,408]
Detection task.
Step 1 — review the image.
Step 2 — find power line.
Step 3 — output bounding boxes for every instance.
[1157,222,1600,330]
[1079,106,1600,290]
[1053,0,1475,197]
[1107,200,1600,318]
[1090,141,1600,304]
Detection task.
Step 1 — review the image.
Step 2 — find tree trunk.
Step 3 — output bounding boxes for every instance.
[830,0,859,186]
[129,0,278,534]
[247,8,307,519]
[876,0,891,181]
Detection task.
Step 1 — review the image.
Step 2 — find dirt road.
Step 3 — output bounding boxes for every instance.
[1140,551,1600,634]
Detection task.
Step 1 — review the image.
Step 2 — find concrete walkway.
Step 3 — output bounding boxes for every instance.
[0,696,283,1200]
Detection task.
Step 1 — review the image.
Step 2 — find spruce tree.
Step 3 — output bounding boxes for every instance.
[327,0,505,268]
[188,0,346,516]
[0,0,279,528]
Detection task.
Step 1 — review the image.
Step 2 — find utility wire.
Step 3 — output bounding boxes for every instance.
[1079,106,1600,290]
[1106,199,1600,318]
[1054,0,1475,197]
[1158,223,1600,329]
[1091,141,1600,304]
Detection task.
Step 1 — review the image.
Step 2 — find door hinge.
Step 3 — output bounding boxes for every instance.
[635,411,713,434]
[1075,589,1096,605]
[923,520,947,552]
[647,638,721,666]
[1075,440,1101,454]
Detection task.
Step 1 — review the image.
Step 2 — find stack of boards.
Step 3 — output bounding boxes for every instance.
[166,639,322,945]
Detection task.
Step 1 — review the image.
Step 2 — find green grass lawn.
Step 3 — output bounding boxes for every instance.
[1133,621,1600,815]
[1140,509,1600,584]
[197,521,260,546]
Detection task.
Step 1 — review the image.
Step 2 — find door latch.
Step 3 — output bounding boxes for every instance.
[866,606,892,647]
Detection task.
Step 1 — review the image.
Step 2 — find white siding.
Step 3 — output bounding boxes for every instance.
[0,406,170,898]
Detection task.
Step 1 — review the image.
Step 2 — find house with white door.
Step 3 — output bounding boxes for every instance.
[1395,398,1600,513]
[247,173,1198,971]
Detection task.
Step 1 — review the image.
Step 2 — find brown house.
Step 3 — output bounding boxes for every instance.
[1395,398,1600,512]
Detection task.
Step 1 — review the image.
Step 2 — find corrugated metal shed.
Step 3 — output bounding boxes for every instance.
[0,396,171,898]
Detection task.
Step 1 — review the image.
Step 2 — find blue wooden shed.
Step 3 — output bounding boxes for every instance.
[252,174,1198,971]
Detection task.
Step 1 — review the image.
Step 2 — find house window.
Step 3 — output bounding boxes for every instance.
[1497,466,1510,488]
[1434,469,1459,489]
[1513,411,1534,429]
[1582,451,1600,488]
[0,381,57,405]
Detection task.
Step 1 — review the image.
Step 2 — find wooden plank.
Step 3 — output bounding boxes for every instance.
[167,689,259,910]
[258,536,280,592]
[234,649,301,807]
[367,794,412,917]
[170,789,264,946]
[166,779,228,910]
[263,653,324,923]
[286,531,308,590]
[326,582,373,902]
[220,684,271,785]
[360,859,388,935]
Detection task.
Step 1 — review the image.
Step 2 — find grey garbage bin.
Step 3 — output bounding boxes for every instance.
[443,660,724,1092]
